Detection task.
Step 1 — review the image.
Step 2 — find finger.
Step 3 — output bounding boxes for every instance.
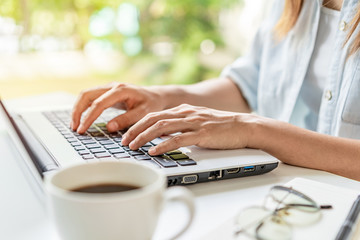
[122,111,182,146]
[128,119,193,150]
[148,132,199,155]
[77,87,126,134]
[71,87,111,130]
[106,105,146,132]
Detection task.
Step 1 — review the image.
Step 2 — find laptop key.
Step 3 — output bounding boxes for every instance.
[63,133,74,139]
[71,141,82,147]
[95,152,111,158]
[143,142,153,147]
[99,140,114,145]
[109,149,125,154]
[74,146,86,151]
[153,156,178,168]
[104,144,120,150]
[78,150,91,155]
[102,130,111,135]
[135,155,152,160]
[78,136,92,141]
[122,146,131,151]
[87,128,99,133]
[169,154,189,160]
[90,148,106,154]
[109,133,122,138]
[95,123,107,127]
[82,155,95,160]
[90,132,105,137]
[95,136,108,141]
[151,138,164,146]
[128,150,144,156]
[166,150,183,155]
[81,140,97,145]
[141,146,151,152]
[113,153,131,159]
[177,159,197,166]
[113,137,123,142]
[86,143,102,149]
[67,138,78,143]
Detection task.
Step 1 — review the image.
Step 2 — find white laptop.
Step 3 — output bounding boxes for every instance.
[0,98,278,194]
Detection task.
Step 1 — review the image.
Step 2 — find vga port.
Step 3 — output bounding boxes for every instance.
[181,175,198,184]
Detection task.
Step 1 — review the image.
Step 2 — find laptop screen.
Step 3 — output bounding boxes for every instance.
[0,99,45,176]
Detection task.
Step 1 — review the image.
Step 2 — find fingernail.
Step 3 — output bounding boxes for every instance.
[149,147,156,155]
[70,121,75,130]
[77,125,84,133]
[108,122,119,132]
[121,136,127,145]
[129,141,135,149]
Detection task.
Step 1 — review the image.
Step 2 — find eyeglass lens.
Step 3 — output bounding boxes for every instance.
[235,186,327,240]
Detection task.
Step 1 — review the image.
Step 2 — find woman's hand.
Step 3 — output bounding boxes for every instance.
[71,83,166,134]
[121,104,257,156]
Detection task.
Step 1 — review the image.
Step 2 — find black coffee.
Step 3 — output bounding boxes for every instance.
[71,183,140,193]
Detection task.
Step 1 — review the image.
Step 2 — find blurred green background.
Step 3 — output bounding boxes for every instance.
[0,0,267,99]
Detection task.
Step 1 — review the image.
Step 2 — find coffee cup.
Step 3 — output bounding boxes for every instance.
[45,161,194,240]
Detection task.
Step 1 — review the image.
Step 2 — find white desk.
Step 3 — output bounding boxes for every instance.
[1,93,360,240]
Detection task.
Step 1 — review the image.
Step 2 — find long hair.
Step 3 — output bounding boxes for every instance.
[275,0,360,56]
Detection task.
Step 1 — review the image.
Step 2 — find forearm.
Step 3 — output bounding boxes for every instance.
[250,117,360,180]
[149,77,251,113]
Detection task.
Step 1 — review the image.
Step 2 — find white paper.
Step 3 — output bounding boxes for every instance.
[199,178,360,240]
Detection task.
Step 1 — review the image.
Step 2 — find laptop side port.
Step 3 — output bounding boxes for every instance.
[226,168,240,174]
[208,170,223,180]
[181,175,198,184]
[244,166,255,172]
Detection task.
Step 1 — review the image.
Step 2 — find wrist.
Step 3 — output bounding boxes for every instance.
[148,85,188,109]
[239,114,272,150]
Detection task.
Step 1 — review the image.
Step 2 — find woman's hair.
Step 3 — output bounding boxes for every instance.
[275,0,360,56]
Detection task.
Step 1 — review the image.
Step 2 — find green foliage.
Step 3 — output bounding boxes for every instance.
[0,0,239,85]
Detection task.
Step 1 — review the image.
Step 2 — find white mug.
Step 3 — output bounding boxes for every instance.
[45,161,195,240]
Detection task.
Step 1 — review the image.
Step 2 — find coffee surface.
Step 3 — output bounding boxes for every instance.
[71,183,140,193]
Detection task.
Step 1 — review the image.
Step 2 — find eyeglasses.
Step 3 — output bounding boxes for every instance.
[234,185,332,240]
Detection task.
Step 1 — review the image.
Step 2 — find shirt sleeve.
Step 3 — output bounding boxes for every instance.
[220,27,265,112]
[220,0,283,112]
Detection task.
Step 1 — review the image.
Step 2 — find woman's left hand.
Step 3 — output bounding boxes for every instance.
[121,104,258,156]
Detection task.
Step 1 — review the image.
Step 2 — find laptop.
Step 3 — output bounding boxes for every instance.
[0,98,278,193]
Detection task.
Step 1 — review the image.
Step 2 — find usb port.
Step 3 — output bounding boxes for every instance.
[244,166,255,172]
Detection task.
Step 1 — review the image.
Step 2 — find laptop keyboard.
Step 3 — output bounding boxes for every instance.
[43,109,197,168]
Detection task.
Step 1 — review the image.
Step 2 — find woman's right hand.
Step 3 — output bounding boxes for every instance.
[71,82,166,134]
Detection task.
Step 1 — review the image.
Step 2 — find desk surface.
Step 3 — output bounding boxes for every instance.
[1,93,360,240]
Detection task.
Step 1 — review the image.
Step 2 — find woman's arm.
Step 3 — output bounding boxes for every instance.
[154,77,251,113]
[251,118,360,181]
[121,105,360,181]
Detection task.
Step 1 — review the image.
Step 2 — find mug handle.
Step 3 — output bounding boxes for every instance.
[162,186,195,240]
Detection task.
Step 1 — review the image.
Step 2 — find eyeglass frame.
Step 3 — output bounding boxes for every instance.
[234,185,332,240]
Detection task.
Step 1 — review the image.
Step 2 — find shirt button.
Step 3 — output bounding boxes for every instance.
[325,90,332,101]
[339,21,347,31]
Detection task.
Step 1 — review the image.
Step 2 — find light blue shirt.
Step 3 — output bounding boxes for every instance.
[221,0,360,139]
[290,6,340,130]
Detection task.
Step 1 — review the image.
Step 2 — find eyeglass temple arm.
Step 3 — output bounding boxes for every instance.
[285,203,333,209]
[320,205,332,209]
